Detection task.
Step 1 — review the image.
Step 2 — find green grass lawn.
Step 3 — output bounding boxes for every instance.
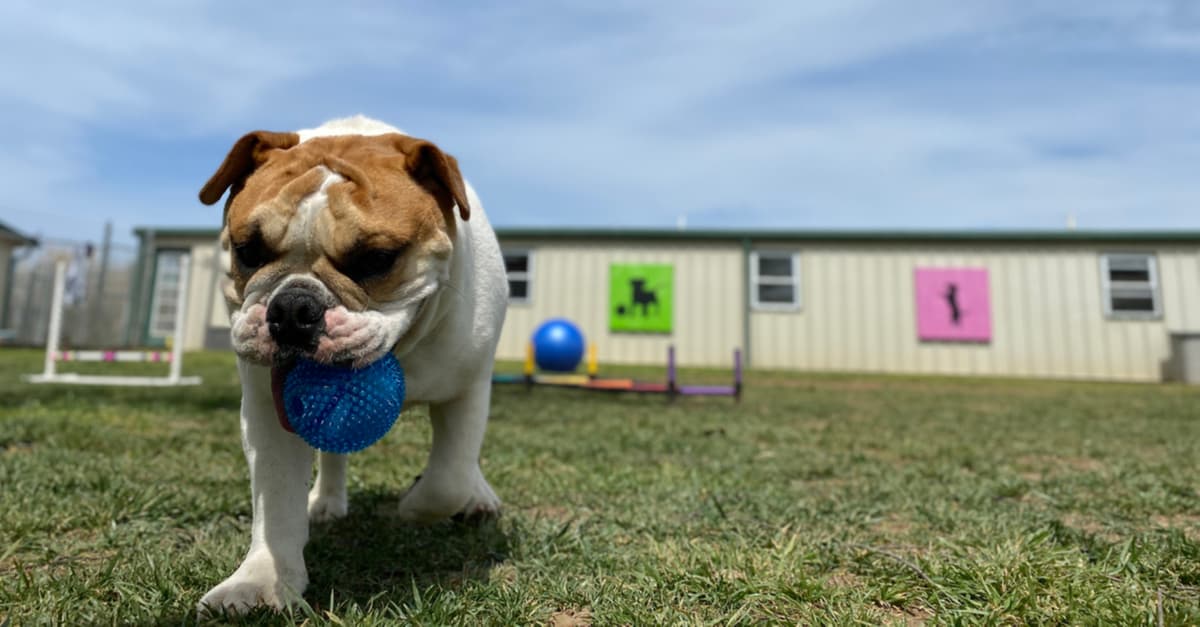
[2,349,1199,625]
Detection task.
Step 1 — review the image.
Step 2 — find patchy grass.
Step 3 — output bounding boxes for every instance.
[1,349,1199,624]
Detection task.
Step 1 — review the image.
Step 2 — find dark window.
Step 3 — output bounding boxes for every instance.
[758,256,792,277]
[757,284,795,304]
[1102,254,1159,317]
[752,251,800,309]
[502,250,531,303]
[504,255,528,274]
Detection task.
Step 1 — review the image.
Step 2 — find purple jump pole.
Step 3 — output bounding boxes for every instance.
[734,348,743,402]
[679,385,734,396]
[667,345,678,400]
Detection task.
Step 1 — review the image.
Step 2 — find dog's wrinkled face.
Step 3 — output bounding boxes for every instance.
[199,131,471,371]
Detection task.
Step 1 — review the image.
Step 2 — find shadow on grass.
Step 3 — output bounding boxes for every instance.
[304,488,513,607]
[145,488,513,626]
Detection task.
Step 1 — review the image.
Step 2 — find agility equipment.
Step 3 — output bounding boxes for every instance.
[281,354,406,453]
[531,318,586,372]
[25,257,202,386]
[494,344,742,401]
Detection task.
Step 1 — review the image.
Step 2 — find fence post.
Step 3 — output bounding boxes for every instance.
[41,260,67,378]
[87,222,112,346]
[125,229,154,346]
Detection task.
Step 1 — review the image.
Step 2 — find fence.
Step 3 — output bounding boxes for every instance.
[3,225,147,349]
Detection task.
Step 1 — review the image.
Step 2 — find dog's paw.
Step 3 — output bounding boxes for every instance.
[307,490,348,523]
[454,475,502,523]
[394,469,501,523]
[196,554,307,617]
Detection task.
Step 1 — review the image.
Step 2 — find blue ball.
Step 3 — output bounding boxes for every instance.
[532,318,586,372]
[282,354,405,454]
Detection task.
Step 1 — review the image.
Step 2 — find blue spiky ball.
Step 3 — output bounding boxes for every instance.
[282,354,405,453]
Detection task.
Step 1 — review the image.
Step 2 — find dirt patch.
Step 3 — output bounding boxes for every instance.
[876,601,933,625]
[873,514,914,538]
[522,505,581,523]
[549,607,593,627]
[1152,514,1200,542]
[1061,513,1121,543]
[715,568,748,583]
[1060,456,1105,473]
[824,569,862,589]
[1016,454,1106,477]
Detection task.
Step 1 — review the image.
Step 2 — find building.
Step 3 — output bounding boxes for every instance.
[0,221,38,336]
[132,226,1200,382]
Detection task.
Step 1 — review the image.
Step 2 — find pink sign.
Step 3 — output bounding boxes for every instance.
[914,268,991,342]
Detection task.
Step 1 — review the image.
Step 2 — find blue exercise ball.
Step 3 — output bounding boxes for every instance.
[532,318,586,372]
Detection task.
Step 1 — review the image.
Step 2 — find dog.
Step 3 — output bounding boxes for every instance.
[194,116,507,615]
[628,278,659,316]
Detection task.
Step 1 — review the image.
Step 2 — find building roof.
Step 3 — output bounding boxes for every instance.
[0,220,36,246]
[133,225,1200,245]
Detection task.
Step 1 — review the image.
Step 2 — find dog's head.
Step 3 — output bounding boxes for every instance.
[199,129,470,372]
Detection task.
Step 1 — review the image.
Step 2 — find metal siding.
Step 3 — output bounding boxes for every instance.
[750,243,1197,381]
[181,242,217,350]
[158,230,1199,381]
[496,241,743,367]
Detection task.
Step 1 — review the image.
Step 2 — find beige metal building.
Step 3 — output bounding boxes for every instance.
[132,227,1200,382]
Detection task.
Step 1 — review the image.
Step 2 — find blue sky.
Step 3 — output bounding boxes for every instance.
[2,1,1199,245]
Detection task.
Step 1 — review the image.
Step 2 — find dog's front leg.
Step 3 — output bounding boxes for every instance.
[199,361,314,616]
[396,375,501,522]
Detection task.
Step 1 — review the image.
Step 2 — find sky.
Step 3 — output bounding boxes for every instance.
[1,1,1199,247]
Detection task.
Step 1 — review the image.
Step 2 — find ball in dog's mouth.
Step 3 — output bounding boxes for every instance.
[269,353,387,434]
[272,354,407,453]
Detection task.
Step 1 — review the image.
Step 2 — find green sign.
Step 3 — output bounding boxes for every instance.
[609,263,673,333]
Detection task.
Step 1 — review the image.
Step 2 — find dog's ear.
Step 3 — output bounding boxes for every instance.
[401,139,471,221]
[198,131,300,207]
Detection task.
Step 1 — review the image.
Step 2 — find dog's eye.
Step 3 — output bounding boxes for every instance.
[340,248,403,282]
[233,235,275,271]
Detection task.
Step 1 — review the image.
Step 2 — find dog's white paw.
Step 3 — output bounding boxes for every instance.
[196,554,307,617]
[394,468,501,523]
[307,490,348,523]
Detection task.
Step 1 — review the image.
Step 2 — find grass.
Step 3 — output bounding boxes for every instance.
[1,348,1199,625]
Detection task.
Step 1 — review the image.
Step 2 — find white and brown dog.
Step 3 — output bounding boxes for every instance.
[195,116,506,614]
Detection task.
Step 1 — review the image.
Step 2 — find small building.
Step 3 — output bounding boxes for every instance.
[0,221,38,335]
[133,226,1200,382]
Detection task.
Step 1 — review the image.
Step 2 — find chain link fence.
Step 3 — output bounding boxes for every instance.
[3,229,144,349]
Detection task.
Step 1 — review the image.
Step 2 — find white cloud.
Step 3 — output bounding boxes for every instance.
[0,0,1197,243]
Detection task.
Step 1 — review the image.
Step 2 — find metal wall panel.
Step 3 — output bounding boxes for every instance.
[750,243,1199,381]
[496,240,744,367]
[171,231,1199,381]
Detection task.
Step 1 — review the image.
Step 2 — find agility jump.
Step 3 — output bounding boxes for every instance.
[494,344,742,401]
[25,256,202,387]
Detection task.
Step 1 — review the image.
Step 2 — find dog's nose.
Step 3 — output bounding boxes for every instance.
[266,289,327,350]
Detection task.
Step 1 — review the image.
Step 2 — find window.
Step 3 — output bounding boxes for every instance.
[1100,253,1160,318]
[503,249,532,304]
[751,251,800,310]
[147,250,185,340]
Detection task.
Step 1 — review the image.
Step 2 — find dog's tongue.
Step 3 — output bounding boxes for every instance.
[271,365,295,433]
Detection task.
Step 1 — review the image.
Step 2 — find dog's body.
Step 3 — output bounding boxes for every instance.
[195,116,506,614]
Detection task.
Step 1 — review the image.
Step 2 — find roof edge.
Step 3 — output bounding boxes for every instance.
[131,225,1200,244]
[0,221,37,246]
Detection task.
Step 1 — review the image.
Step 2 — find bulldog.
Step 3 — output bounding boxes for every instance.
[194,116,506,614]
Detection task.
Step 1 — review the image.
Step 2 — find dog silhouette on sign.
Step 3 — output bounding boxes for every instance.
[943,283,962,325]
[618,278,658,317]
